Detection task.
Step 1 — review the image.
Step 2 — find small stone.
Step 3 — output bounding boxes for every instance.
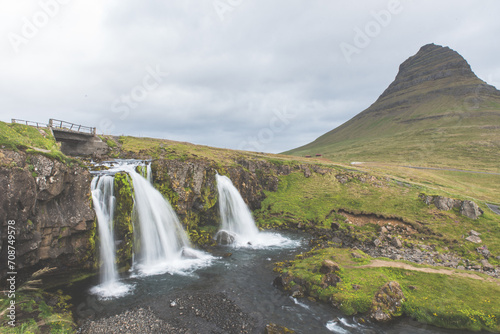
[465,235,482,244]
[373,238,381,247]
[469,230,481,236]
[352,284,361,291]
[457,265,465,270]
[481,259,495,271]
[392,237,402,248]
[380,226,389,234]
[170,301,177,307]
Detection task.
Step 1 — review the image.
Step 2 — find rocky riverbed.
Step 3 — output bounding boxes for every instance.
[79,292,258,334]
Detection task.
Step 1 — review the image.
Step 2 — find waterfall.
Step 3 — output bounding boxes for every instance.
[216,174,259,244]
[126,168,189,269]
[146,162,152,184]
[90,175,132,299]
[124,165,212,276]
[216,174,292,248]
[90,160,212,298]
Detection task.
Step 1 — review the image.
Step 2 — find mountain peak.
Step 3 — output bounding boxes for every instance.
[378,44,479,101]
[285,44,500,170]
[370,43,498,114]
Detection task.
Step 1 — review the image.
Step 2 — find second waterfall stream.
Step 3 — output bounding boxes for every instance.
[215,174,294,248]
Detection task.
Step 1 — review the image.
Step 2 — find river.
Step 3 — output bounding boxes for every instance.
[62,231,484,334]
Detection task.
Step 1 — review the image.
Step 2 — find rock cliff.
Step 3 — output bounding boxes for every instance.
[0,149,95,281]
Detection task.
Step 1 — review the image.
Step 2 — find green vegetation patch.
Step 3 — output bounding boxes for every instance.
[256,171,500,259]
[0,121,69,162]
[280,248,500,332]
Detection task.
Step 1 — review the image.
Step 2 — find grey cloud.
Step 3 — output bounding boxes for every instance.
[1,1,499,153]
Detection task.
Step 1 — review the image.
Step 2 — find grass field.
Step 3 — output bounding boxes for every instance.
[278,248,500,332]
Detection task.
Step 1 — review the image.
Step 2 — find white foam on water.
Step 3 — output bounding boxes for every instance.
[326,320,350,334]
[90,281,134,300]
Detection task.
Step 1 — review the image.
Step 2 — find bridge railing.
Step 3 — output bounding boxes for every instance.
[49,119,96,135]
[11,119,49,128]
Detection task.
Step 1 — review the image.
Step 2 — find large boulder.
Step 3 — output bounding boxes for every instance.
[460,200,484,220]
[215,230,236,245]
[319,260,341,274]
[433,196,461,211]
[370,281,405,322]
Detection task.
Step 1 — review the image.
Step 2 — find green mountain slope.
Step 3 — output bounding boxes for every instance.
[285,44,500,172]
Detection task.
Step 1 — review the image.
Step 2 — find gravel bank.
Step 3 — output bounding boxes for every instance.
[79,292,258,334]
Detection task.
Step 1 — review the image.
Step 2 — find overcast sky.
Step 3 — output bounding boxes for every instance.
[1,1,500,153]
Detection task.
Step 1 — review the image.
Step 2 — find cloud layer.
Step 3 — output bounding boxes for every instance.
[2,0,500,153]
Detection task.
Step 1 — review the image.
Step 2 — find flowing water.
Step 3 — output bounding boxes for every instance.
[90,175,132,299]
[125,166,213,276]
[89,160,212,299]
[216,174,290,248]
[70,232,472,334]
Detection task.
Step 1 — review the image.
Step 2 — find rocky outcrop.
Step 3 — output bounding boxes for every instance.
[370,281,405,322]
[151,158,298,228]
[460,200,484,220]
[375,44,498,108]
[0,149,95,281]
[420,194,483,219]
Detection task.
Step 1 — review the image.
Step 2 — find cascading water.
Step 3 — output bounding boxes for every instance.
[90,175,132,299]
[216,174,260,239]
[215,174,295,248]
[146,162,152,184]
[90,160,212,298]
[126,166,211,275]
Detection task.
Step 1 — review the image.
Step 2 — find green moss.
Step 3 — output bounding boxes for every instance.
[0,289,75,333]
[113,172,135,267]
[106,139,117,148]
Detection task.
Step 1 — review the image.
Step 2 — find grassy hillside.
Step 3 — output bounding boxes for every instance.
[285,97,500,172]
[0,121,67,162]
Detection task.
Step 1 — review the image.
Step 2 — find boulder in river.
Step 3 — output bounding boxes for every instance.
[215,230,236,245]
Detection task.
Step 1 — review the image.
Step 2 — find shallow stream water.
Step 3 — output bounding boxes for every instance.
[68,232,479,333]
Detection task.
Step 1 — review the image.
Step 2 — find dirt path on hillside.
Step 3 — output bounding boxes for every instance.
[359,259,499,285]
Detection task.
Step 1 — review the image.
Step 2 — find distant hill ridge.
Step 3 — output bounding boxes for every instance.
[285,43,500,172]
